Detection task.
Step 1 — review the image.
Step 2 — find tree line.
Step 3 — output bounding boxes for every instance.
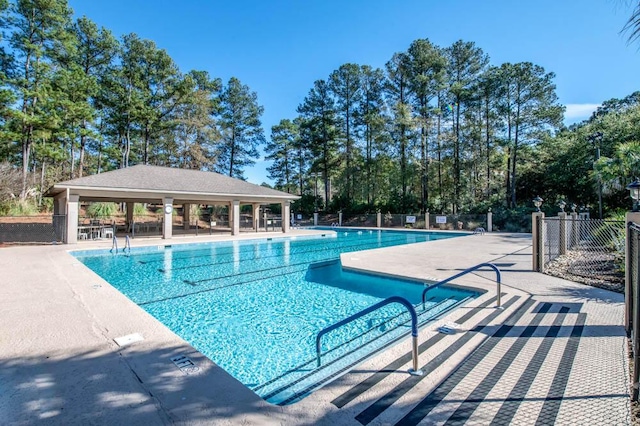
[0,0,265,210]
[1,0,637,221]
[267,39,564,215]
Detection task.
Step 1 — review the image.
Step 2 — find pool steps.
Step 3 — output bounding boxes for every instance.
[261,262,503,405]
[310,295,594,425]
[260,296,473,404]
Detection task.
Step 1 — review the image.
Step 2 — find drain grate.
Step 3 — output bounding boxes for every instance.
[171,355,200,374]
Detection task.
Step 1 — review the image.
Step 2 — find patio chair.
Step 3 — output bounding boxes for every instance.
[102,227,114,239]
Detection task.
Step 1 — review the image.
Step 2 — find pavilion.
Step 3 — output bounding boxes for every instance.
[45,165,300,243]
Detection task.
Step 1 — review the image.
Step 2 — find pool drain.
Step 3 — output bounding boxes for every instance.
[171,355,200,374]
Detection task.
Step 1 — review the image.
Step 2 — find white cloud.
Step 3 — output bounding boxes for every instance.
[564,103,600,123]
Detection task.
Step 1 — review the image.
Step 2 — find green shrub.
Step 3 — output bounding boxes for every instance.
[87,202,117,218]
[133,203,149,218]
[0,199,40,216]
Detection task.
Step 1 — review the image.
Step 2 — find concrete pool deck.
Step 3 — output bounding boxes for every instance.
[0,230,630,425]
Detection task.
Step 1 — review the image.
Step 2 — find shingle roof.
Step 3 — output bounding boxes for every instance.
[48,165,298,199]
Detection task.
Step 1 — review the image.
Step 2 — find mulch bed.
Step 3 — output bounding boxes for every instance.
[544,249,624,294]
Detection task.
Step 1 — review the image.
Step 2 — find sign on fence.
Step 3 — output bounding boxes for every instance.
[436,216,447,224]
[405,215,416,224]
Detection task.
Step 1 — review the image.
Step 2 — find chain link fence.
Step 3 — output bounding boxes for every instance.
[540,216,624,289]
[0,215,66,244]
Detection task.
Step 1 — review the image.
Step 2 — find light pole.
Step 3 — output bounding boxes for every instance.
[588,131,604,219]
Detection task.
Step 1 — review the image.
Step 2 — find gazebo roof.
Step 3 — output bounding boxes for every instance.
[46,165,299,203]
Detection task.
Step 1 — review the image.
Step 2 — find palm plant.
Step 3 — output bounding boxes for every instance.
[623,2,640,43]
[594,141,640,193]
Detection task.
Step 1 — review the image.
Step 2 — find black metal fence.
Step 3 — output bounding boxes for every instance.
[428,214,486,231]
[318,213,488,231]
[0,215,66,244]
[628,222,640,400]
[539,216,625,287]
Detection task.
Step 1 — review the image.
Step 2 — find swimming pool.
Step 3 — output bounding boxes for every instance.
[73,229,478,404]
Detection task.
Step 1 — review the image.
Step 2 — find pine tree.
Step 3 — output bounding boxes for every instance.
[265,119,300,193]
[9,0,73,197]
[445,40,488,212]
[297,79,340,204]
[407,39,447,212]
[329,63,362,202]
[216,77,265,179]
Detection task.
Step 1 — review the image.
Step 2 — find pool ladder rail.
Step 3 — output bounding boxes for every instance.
[316,296,423,376]
[110,235,131,254]
[315,263,503,376]
[422,262,502,310]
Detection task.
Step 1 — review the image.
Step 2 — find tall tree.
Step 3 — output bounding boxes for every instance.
[174,70,220,170]
[99,33,145,168]
[297,79,340,204]
[329,63,362,202]
[359,65,387,205]
[496,62,563,207]
[9,0,73,197]
[66,17,117,177]
[476,66,501,195]
[385,52,414,206]
[216,77,265,179]
[408,39,447,212]
[445,40,488,212]
[265,118,299,193]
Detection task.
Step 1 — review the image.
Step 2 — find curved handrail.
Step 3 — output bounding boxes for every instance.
[124,235,131,253]
[110,235,118,253]
[315,296,422,375]
[422,262,501,309]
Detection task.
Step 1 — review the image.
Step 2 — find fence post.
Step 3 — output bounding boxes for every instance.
[425,211,429,230]
[339,211,342,227]
[314,212,318,226]
[570,211,578,248]
[626,212,640,333]
[558,211,567,255]
[532,212,545,272]
[377,211,381,228]
[487,209,492,232]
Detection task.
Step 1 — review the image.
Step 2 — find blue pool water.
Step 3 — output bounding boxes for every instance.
[73,229,478,404]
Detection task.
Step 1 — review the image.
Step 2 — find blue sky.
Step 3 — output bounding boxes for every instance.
[69,0,640,184]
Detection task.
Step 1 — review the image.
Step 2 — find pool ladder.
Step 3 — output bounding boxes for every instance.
[314,263,503,375]
[110,235,131,254]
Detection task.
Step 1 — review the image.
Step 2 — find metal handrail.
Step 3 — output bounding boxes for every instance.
[422,262,501,309]
[315,296,423,376]
[110,235,131,254]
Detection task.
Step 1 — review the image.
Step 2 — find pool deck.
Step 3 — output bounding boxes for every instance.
[0,230,630,425]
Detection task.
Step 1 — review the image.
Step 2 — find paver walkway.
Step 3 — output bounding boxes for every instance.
[0,231,630,425]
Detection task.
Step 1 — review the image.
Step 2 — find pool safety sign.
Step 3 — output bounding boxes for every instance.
[436,216,447,224]
[405,215,416,224]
